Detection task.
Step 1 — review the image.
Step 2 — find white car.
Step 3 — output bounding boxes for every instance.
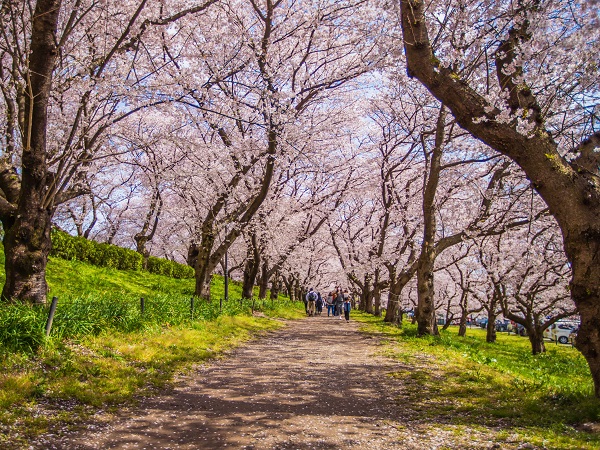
[544,322,578,344]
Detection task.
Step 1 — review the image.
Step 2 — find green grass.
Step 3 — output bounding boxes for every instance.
[355,313,600,449]
[0,247,305,447]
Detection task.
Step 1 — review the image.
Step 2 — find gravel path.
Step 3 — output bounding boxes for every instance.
[34,315,510,449]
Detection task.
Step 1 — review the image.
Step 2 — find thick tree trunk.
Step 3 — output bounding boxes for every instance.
[270,271,280,300]
[193,271,212,300]
[528,329,547,355]
[486,312,497,343]
[0,0,62,304]
[258,261,269,299]
[373,276,382,317]
[384,295,399,323]
[384,268,415,324]
[2,213,52,304]
[293,277,301,302]
[458,319,467,337]
[135,235,151,270]
[188,228,215,301]
[281,274,293,299]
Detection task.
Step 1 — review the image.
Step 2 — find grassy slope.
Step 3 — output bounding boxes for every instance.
[0,248,304,447]
[355,313,600,450]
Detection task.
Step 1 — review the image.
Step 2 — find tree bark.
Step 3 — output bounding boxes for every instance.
[457,291,469,337]
[384,265,416,324]
[270,271,280,300]
[362,273,374,314]
[1,0,62,304]
[258,261,269,299]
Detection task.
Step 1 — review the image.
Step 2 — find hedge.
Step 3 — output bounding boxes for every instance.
[50,230,194,278]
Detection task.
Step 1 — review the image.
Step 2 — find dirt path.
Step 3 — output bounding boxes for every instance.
[35,316,502,449]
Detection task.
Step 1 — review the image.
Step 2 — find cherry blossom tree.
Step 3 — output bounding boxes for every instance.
[0,0,216,303]
[476,218,575,354]
[171,0,384,300]
[397,0,600,394]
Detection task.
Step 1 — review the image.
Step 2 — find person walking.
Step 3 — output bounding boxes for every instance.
[306,288,317,317]
[326,292,335,316]
[335,290,344,320]
[343,296,352,322]
[315,292,323,316]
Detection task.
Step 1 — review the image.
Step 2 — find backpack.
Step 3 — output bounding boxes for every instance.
[308,291,317,301]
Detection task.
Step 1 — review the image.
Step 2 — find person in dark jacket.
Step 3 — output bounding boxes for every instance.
[315,292,323,315]
[343,296,352,322]
[334,290,344,319]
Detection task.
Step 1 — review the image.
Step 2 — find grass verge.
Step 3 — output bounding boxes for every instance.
[0,249,305,447]
[0,314,296,447]
[354,312,600,450]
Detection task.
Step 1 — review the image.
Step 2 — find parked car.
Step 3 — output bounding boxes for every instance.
[495,319,510,332]
[545,322,578,344]
[515,323,527,336]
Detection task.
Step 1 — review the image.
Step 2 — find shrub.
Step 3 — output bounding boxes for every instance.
[50,230,187,276]
[147,256,194,279]
[147,256,173,277]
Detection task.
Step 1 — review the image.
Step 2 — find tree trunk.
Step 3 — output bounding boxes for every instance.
[362,274,374,314]
[281,274,293,299]
[258,261,269,299]
[373,270,382,317]
[188,226,215,301]
[373,290,382,317]
[528,329,547,355]
[486,313,497,343]
[293,277,301,302]
[416,107,446,336]
[270,271,280,300]
[458,309,468,337]
[2,213,52,304]
[134,186,162,270]
[384,295,399,323]
[135,235,151,270]
[242,233,260,299]
[384,260,418,324]
[0,0,62,304]
[457,291,469,337]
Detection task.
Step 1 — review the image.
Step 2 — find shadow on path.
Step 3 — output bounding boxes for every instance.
[38,316,409,449]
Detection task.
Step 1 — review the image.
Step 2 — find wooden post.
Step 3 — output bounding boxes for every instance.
[190,297,194,320]
[140,297,145,314]
[45,296,58,337]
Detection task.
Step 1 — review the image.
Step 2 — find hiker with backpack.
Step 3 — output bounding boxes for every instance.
[306,288,317,316]
[326,291,335,316]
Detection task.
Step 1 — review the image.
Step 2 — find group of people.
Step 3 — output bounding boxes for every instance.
[304,287,352,322]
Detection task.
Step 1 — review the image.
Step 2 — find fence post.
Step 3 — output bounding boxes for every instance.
[45,296,58,337]
[140,297,145,314]
[190,297,194,320]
